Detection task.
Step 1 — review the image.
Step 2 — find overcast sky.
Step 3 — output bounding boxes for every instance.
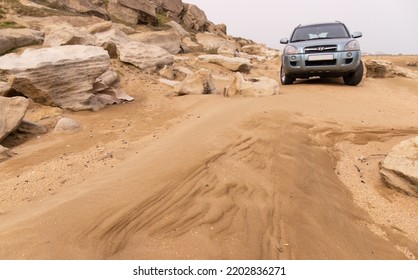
[185,0,418,54]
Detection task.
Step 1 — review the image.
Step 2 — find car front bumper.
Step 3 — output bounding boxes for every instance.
[282,50,361,78]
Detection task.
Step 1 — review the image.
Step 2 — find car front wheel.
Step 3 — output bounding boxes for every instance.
[280,65,294,85]
[343,61,364,86]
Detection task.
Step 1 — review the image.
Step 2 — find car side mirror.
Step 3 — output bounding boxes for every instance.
[280,38,289,44]
[352,32,362,38]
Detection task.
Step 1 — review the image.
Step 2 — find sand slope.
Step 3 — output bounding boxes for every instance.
[0,57,417,259]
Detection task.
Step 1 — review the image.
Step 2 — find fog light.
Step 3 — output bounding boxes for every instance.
[291,56,297,61]
[347,52,353,58]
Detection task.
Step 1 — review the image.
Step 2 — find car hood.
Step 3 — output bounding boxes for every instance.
[289,38,356,53]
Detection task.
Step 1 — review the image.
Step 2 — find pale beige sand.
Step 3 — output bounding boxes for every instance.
[0,56,417,259]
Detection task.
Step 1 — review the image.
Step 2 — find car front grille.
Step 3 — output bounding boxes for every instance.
[304,45,338,53]
[305,60,337,66]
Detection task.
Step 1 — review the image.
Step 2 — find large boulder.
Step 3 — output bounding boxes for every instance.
[130,29,182,54]
[118,42,174,70]
[380,136,418,197]
[365,60,417,79]
[182,4,208,31]
[0,82,12,97]
[38,0,109,19]
[0,45,131,111]
[226,73,280,97]
[198,54,252,72]
[0,28,45,55]
[0,96,29,142]
[174,69,216,95]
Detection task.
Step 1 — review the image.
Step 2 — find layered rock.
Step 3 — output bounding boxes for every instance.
[182,4,207,31]
[380,136,418,197]
[0,96,29,142]
[0,45,132,111]
[118,42,174,70]
[130,29,182,54]
[43,25,97,47]
[226,73,280,97]
[196,32,240,53]
[174,69,216,95]
[38,0,109,19]
[198,55,252,72]
[365,60,417,79]
[0,82,12,97]
[0,28,45,55]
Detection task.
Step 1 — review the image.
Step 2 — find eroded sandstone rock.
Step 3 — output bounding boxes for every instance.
[0,96,29,142]
[380,136,418,197]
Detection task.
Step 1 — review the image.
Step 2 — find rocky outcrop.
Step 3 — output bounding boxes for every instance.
[130,29,182,54]
[365,60,417,79]
[226,73,280,97]
[380,136,418,197]
[0,96,29,142]
[39,0,109,19]
[54,117,82,133]
[0,28,45,55]
[198,55,252,72]
[0,45,132,111]
[174,69,216,95]
[182,4,208,31]
[118,42,174,70]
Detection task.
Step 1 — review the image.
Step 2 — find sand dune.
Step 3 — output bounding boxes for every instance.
[0,57,417,260]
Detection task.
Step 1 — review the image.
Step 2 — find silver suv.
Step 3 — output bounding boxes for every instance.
[280,22,363,86]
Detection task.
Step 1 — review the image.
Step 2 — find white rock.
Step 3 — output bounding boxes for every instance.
[380,136,418,196]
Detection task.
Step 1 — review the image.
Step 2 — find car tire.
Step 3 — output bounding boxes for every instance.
[280,65,294,85]
[343,61,364,86]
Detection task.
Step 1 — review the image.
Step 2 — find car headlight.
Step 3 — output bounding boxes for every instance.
[284,45,298,55]
[345,40,360,51]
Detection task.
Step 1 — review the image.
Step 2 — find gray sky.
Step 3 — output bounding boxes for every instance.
[185,0,418,54]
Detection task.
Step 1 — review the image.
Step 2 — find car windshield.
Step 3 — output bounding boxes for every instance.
[290,24,350,42]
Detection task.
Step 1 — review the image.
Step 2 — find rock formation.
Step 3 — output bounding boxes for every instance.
[0,45,132,111]
[380,136,418,197]
[174,69,216,95]
[226,73,280,97]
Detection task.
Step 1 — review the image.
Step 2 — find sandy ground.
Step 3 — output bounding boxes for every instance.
[0,55,417,259]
